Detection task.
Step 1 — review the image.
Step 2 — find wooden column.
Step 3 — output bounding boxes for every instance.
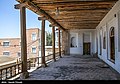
[38,17,47,67]
[20,7,29,79]
[58,28,62,58]
[62,30,70,55]
[52,26,56,62]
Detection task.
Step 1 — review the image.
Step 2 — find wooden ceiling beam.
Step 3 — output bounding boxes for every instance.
[33,0,117,5]
[57,13,107,16]
[55,15,104,17]
[59,22,99,24]
[59,22,100,25]
[55,18,103,21]
[47,10,109,16]
[64,27,96,29]
[64,25,97,27]
[45,8,110,14]
[53,15,104,18]
[17,0,65,31]
[56,19,101,22]
[63,24,98,27]
[36,3,114,9]
[40,5,113,12]
[17,0,118,30]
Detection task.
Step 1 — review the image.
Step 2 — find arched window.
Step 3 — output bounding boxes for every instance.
[110,27,114,37]
[109,27,115,62]
[71,37,77,47]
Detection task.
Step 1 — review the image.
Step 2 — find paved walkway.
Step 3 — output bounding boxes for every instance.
[25,55,120,80]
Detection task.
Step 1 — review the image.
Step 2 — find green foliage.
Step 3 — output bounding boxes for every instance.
[46,32,52,46]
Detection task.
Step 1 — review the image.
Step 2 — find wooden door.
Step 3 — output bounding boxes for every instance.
[83,42,91,55]
[110,37,115,60]
[110,27,115,61]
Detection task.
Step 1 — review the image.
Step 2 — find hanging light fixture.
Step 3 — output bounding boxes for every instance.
[55,7,59,16]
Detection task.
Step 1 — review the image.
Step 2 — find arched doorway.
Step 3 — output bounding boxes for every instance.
[109,27,115,62]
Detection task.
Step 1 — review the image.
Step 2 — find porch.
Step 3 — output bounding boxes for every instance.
[12,0,120,80]
[24,55,120,80]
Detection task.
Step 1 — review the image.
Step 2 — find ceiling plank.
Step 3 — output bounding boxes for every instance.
[17,0,118,29]
[33,0,117,4]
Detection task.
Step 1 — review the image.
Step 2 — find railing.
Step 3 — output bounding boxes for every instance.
[0,60,31,80]
[55,52,60,58]
[28,52,60,67]
[29,51,64,67]
[45,54,53,63]
[61,50,65,55]
[0,50,65,80]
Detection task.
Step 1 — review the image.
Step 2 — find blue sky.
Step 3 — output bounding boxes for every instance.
[0,0,52,38]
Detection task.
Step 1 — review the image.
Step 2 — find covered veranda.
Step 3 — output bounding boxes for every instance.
[14,0,119,80]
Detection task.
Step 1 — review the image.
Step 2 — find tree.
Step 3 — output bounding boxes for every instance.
[46,32,52,46]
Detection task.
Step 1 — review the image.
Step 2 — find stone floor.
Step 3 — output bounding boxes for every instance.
[24,55,120,80]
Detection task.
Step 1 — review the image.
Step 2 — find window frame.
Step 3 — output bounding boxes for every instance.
[3,51,10,56]
[31,33,37,41]
[3,41,10,47]
[31,46,37,54]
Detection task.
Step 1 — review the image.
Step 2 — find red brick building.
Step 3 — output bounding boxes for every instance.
[0,38,20,58]
[0,28,46,60]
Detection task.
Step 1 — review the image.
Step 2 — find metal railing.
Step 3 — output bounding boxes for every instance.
[0,50,65,80]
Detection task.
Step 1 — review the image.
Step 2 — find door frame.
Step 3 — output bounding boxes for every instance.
[83,32,91,55]
[107,18,117,63]
[83,42,91,55]
[109,27,115,63]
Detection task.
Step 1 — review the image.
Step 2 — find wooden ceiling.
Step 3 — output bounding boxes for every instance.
[17,0,118,30]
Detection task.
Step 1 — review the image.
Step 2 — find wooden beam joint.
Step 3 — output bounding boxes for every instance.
[49,24,56,27]
[14,2,27,9]
[38,17,46,20]
[17,0,65,31]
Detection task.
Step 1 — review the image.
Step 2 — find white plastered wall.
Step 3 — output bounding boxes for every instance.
[96,0,120,74]
[70,29,96,55]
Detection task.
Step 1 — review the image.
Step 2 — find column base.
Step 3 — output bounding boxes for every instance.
[60,56,62,58]
[20,71,29,79]
[41,63,47,68]
[36,63,43,69]
[53,59,56,62]
[36,65,41,69]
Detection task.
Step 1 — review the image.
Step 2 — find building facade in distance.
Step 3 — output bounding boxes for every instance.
[0,28,47,60]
